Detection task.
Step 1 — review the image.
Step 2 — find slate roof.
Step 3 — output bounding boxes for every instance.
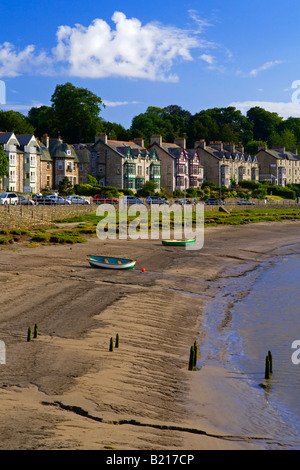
[258,148,300,161]
[0,132,18,145]
[49,139,79,162]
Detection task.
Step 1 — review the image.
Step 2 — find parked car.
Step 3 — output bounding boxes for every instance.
[34,195,70,205]
[146,196,169,205]
[48,195,71,205]
[33,195,52,205]
[205,198,225,205]
[0,192,19,205]
[93,194,119,204]
[175,198,193,205]
[124,196,144,205]
[66,195,90,205]
[237,199,255,205]
[18,195,35,205]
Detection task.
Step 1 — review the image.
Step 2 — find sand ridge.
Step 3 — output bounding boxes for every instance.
[1,221,300,450]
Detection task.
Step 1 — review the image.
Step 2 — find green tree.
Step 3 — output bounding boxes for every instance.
[87,174,98,186]
[130,105,190,146]
[27,105,58,138]
[50,82,104,143]
[0,110,35,134]
[187,107,253,147]
[245,140,268,154]
[246,107,282,143]
[58,176,74,196]
[136,180,158,196]
[0,145,8,182]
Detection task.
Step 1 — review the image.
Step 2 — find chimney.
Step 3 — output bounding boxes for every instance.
[95,133,107,144]
[150,135,162,147]
[41,133,49,148]
[174,137,186,149]
[272,145,285,153]
[288,147,298,155]
[236,142,244,154]
[133,137,144,147]
[194,139,206,149]
[223,142,235,153]
[209,141,223,151]
[258,144,267,151]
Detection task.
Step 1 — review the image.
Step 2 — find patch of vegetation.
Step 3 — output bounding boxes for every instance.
[0,236,14,244]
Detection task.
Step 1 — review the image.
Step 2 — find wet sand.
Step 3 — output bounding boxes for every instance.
[1,221,300,450]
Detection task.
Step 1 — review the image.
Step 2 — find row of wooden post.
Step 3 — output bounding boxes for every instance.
[27,324,38,341]
[109,333,119,352]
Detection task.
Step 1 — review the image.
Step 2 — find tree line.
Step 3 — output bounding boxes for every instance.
[1,82,300,155]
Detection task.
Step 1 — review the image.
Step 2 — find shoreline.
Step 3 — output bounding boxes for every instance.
[1,221,300,449]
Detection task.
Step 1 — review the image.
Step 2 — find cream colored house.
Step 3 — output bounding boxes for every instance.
[256,145,300,186]
[0,132,22,192]
[17,134,41,194]
[195,140,259,188]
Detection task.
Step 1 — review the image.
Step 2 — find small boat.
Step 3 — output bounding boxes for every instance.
[87,255,136,270]
[162,239,196,246]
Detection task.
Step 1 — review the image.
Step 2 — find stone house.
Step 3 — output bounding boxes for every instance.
[195,140,259,188]
[38,135,53,190]
[16,134,41,194]
[73,145,92,184]
[148,135,204,194]
[90,134,161,191]
[256,145,300,186]
[0,132,22,192]
[48,137,80,189]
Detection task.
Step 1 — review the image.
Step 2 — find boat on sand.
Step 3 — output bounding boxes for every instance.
[161,239,195,246]
[87,255,136,270]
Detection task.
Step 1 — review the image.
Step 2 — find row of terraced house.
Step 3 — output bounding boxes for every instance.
[1,130,300,194]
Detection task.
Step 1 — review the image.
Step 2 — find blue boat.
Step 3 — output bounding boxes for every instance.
[87,255,136,270]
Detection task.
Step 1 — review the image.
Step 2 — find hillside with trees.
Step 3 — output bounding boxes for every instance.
[1,82,300,154]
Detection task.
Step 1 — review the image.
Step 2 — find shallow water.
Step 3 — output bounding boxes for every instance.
[201,252,300,449]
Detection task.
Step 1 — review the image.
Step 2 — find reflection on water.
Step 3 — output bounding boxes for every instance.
[231,255,300,437]
[202,253,300,448]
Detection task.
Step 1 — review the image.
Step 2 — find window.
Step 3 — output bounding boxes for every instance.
[47,162,50,170]
[137,165,142,176]
[47,176,50,186]
[58,161,63,170]
[9,170,16,182]
[9,154,16,166]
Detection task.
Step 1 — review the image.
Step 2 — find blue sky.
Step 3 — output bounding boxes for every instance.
[1,0,300,131]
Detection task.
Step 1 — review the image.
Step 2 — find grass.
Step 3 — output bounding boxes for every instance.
[31,230,87,244]
[54,206,300,231]
[3,206,300,248]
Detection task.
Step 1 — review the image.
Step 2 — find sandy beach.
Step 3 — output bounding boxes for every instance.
[1,220,300,450]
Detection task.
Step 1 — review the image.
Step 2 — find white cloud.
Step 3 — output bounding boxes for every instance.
[188,9,213,33]
[248,60,283,77]
[230,100,300,119]
[0,11,225,82]
[103,100,141,107]
[199,54,214,65]
[0,42,53,78]
[52,11,205,82]
[0,101,46,112]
